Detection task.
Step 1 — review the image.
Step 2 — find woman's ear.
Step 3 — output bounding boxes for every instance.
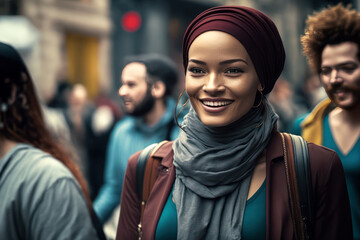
[257,82,264,92]
[151,81,166,99]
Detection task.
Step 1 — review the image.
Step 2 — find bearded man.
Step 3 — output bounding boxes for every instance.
[94,54,185,225]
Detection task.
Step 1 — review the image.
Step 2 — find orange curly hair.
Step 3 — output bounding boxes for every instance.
[301,3,360,73]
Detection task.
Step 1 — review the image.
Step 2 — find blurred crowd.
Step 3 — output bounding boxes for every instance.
[44,80,123,200]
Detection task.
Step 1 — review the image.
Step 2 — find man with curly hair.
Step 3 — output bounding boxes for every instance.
[299,4,360,238]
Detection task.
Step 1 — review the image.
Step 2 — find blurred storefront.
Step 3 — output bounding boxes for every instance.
[1,0,112,102]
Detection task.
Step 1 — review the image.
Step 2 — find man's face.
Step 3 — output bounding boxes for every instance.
[119,62,155,116]
[320,42,360,110]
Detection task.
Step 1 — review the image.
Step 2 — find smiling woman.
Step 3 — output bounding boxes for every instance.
[116,5,353,240]
[186,31,261,127]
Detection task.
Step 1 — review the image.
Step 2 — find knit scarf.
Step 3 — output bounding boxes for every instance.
[172,100,278,239]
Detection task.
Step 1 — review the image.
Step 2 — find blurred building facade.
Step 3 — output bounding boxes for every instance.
[2,0,112,102]
[0,0,358,101]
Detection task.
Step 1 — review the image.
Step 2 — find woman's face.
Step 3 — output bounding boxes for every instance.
[186,31,262,127]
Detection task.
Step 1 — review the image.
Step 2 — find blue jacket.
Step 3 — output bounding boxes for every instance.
[94,98,186,223]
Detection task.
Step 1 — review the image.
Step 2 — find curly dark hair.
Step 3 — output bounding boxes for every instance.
[301,3,360,73]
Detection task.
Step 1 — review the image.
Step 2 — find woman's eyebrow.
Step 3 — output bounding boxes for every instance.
[188,59,206,65]
[219,59,248,65]
[188,58,248,65]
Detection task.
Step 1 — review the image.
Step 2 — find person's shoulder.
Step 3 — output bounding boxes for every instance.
[307,142,342,172]
[124,149,143,176]
[127,141,174,171]
[35,157,73,180]
[6,145,80,203]
[290,113,309,135]
[113,116,135,131]
[15,145,75,185]
[111,116,136,136]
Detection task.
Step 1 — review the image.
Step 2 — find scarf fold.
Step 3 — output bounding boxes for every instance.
[172,100,278,239]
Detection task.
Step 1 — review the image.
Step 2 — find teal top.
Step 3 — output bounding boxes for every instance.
[242,179,267,240]
[156,188,178,240]
[155,180,266,240]
[323,114,360,240]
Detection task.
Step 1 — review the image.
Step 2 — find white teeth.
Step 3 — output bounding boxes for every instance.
[202,101,232,107]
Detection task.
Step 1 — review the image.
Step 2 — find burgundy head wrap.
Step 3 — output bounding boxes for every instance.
[183,6,285,94]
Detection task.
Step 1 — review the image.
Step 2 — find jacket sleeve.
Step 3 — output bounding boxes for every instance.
[116,150,142,240]
[309,143,353,239]
[94,125,124,223]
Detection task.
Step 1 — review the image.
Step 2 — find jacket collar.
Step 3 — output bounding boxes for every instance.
[301,97,335,145]
[266,129,284,162]
[152,141,174,168]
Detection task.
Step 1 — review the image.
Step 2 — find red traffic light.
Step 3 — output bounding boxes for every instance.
[121,11,142,32]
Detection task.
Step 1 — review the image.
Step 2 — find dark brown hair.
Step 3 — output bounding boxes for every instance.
[0,42,92,210]
[301,4,360,73]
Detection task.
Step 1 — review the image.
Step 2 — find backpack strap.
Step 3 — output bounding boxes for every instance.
[281,133,313,240]
[291,134,313,239]
[135,140,169,239]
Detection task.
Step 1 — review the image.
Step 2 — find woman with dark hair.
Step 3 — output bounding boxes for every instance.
[116,6,352,240]
[0,42,104,239]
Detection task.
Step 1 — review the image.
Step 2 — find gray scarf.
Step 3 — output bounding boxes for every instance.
[172,100,278,239]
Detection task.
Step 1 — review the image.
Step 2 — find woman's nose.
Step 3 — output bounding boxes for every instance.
[202,73,225,93]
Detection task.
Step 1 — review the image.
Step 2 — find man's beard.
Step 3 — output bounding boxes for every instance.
[129,86,156,117]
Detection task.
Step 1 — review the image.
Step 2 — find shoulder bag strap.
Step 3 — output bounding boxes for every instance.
[291,134,313,240]
[136,140,168,239]
[281,132,305,240]
[136,143,158,200]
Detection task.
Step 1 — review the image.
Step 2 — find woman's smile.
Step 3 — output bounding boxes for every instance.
[200,98,234,113]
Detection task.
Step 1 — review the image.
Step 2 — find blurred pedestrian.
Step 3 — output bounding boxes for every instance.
[299,4,360,239]
[117,6,352,240]
[94,54,186,230]
[64,83,95,178]
[86,95,122,201]
[0,42,105,239]
[268,77,303,132]
[294,70,327,112]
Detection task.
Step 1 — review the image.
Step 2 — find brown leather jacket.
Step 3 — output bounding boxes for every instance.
[116,130,353,240]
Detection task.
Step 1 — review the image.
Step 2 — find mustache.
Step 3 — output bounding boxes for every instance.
[121,97,132,102]
[327,84,360,94]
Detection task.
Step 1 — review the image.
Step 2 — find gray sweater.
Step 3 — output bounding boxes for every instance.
[0,144,99,239]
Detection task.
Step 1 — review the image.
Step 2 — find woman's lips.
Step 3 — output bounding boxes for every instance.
[200,99,234,113]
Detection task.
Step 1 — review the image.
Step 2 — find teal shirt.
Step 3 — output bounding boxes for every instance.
[323,114,360,240]
[155,180,267,240]
[242,179,267,240]
[156,189,177,240]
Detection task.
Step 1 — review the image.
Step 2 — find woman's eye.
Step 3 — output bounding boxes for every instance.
[189,67,205,74]
[225,68,243,74]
